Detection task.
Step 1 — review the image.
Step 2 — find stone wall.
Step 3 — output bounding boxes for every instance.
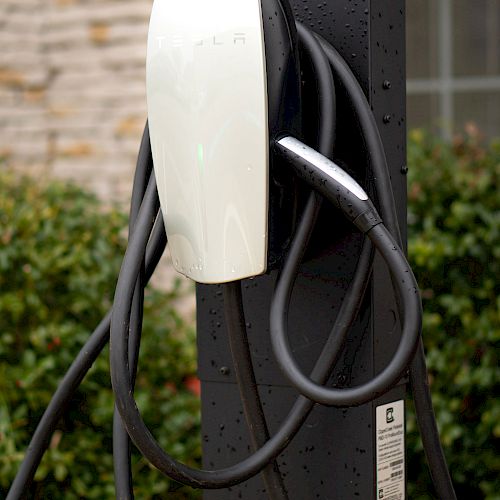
[0,0,152,202]
[1,0,195,311]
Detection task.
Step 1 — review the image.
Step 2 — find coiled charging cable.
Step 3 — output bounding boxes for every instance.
[7,20,455,500]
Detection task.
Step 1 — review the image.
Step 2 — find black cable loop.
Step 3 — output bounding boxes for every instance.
[108,191,374,489]
[8,16,455,500]
[9,24,353,495]
[270,202,422,406]
[107,25,350,489]
[314,31,456,500]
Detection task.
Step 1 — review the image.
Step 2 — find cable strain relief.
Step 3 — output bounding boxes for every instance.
[353,208,383,233]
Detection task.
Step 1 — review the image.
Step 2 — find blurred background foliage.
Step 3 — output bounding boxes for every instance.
[406,130,499,499]
[0,129,498,498]
[0,171,201,498]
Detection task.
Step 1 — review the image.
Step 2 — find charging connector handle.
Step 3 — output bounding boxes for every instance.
[272,136,422,407]
[276,136,382,233]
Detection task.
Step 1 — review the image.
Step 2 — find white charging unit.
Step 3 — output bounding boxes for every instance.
[147,0,269,284]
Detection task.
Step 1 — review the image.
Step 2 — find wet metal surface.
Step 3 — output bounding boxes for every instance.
[198,1,407,498]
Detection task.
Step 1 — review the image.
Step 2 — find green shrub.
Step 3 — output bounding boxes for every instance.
[407,130,500,499]
[0,170,201,499]
[1,128,498,499]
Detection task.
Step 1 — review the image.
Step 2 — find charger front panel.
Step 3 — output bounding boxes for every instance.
[147,0,269,283]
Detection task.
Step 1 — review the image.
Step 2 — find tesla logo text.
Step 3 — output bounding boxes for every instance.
[156,33,247,49]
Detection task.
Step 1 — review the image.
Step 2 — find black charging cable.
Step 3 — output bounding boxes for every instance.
[106,24,348,491]
[8,22,346,497]
[7,17,455,500]
[108,25,455,498]
[315,34,456,500]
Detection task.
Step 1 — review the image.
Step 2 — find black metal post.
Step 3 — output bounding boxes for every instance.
[197,1,407,497]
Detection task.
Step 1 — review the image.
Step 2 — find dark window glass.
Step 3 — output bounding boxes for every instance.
[453,0,500,76]
[406,0,440,79]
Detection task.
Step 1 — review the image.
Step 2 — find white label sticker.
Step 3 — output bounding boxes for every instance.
[376,400,405,500]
